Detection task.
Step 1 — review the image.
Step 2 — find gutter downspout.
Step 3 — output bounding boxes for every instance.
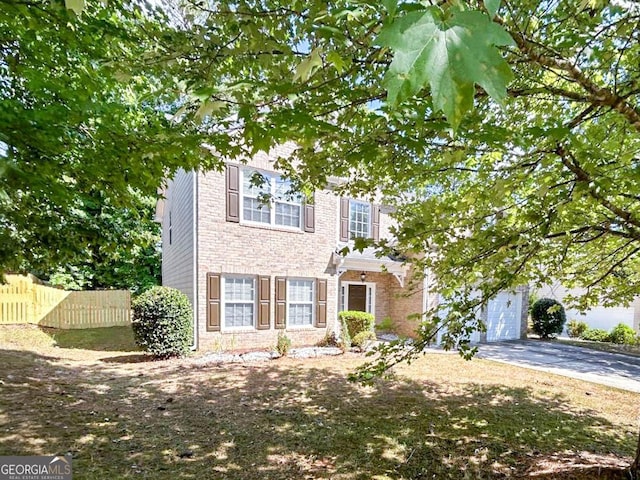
[192,170,199,351]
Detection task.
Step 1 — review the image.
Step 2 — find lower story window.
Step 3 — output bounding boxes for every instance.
[224,276,255,328]
[287,279,314,326]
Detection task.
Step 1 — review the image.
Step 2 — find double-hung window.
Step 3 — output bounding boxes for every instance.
[223,276,255,329]
[349,200,371,239]
[242,170,302,229]
[287,279,314,327]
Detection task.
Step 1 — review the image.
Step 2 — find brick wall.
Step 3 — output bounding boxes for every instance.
[196,146,341,351]
[388,267,426,338]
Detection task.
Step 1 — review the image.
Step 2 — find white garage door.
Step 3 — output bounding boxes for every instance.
[435,294,481,345]
[487,291,523,342]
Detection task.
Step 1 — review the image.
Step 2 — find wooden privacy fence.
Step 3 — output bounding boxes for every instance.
[0,275,131,329]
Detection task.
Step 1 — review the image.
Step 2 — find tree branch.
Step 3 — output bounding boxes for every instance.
[508,29,640,133]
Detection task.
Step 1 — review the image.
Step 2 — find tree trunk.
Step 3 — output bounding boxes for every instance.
[631,428,640,479]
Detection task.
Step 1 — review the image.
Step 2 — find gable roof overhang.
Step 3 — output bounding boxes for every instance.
[332,247,409,287]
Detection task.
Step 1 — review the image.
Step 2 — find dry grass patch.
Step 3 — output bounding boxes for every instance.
[0,326,638,479]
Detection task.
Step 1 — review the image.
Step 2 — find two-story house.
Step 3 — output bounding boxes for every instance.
[157,144,528,351]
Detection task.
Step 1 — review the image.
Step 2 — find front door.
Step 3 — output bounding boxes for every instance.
[341,282,375,315]
[348,284,367,311]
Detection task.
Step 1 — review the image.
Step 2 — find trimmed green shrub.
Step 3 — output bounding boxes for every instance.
[276,331,292,356]
[531,298,566,339]
[132,286,193,358]
[566,319,589,339]
[581,328,610,342]
[339,315,352,351]
[352,330,377,349]
[608,323,637,345]
[339,310,375,338]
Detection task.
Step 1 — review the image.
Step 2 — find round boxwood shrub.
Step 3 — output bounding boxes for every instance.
[531,298,566,339]
[132,286,193,358]
[608,323,637,345]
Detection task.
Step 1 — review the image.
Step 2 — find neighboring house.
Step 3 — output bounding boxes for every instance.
[534,283,640,333]
[157,144,528,351]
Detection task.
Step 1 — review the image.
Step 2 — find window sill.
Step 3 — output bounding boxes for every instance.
[239,221,305,234]
[220,327,258,333]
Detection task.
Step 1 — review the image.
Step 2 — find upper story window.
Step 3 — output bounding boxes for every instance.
[339,197,380,242]
[349,201,371,239]
[242,170,302,229]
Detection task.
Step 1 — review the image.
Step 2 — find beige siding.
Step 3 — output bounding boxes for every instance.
[162,169,196,308]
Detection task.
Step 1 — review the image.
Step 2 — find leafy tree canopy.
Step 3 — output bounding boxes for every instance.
[154,0,640,350]
[4,0,640,346]
[0,0,209,281]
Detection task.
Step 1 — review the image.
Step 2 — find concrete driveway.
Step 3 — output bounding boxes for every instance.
[476,340,640,393]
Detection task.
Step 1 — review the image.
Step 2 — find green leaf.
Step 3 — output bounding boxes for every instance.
[293,48,323,83]
[65,0,85,15]
[377,7,514,128]
[195,99,225,121]
[326,51,347,73]
[383,0,398,17]
[484,0,500,18]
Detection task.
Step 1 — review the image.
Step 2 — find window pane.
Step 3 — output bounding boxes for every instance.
[275,202,301,227]
[349,201,370,238]
[288,279,313,302]
[243,197,271,223]
[274,177,302,203]
[289,304,313,326]
[225,303,254,327]
[225,277,254,301]
[243,172,269,196]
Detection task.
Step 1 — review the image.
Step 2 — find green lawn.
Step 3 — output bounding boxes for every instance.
[0,325,637,479]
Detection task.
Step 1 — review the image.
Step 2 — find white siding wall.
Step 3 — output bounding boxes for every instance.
[162,169,195,308]
[535,283,640,333]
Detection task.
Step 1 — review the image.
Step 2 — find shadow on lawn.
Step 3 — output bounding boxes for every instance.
[0,349,634,479]
[38,326,139,352]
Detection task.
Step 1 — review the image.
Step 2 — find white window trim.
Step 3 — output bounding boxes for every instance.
[349,200,372,239]
[240,169,303,230]
[286,278,315,329]
[221,275,257,332]
[340,281,376,316]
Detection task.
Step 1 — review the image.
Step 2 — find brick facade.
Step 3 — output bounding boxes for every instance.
[162,145,429,352]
